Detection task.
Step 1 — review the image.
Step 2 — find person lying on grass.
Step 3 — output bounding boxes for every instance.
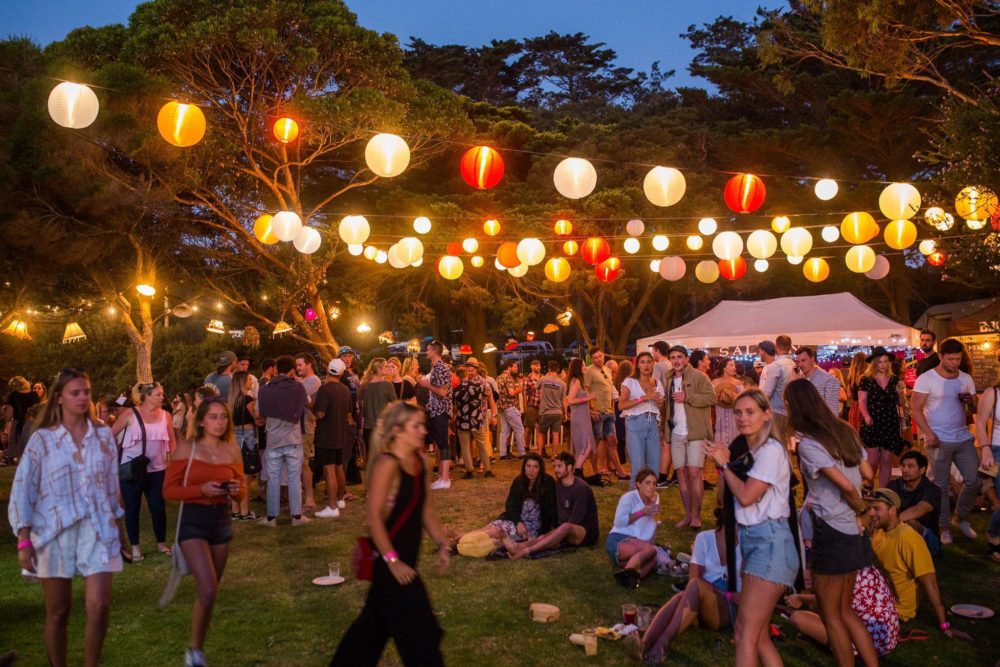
[606,467,660,589]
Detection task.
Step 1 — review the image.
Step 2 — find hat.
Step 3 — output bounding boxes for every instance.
[866,346,891,363]
[338,346,355,357]
[463,359,480,371]
[327,359,346,376]
[215,350,237,367]
[869,488,900,509]
[668,344,688,357]
[757,340,776,356]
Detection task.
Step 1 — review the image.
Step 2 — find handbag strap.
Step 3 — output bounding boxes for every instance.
[385,456,423,540]
[119,408,148,464]
[174,441,198,543]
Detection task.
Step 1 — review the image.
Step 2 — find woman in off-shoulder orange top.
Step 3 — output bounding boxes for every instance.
[162,396,244,667]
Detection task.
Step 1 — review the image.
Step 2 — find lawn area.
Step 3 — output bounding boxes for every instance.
[1,460,999,666]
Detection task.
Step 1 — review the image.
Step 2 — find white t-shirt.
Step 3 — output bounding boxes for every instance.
[691,529,742,591]
[735,437,791,526]
[912,368,976,443]
[669,374,687,436]
[609,489,660,542]
[620,377,664,419]
[299,374,322,435]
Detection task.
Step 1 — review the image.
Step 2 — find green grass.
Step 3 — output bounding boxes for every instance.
[1,462,999,666]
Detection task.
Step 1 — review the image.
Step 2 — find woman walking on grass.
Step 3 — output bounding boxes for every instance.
[566,358,595,475]
[227,371,259,521]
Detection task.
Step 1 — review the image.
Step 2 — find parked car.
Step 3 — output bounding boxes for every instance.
[386,336,433,356]
[501,341,556,364]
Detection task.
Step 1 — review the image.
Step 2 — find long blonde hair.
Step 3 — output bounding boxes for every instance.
[35,369,95,430]
[366,401,423,482]
[228,370,251,415]
[361,357,387,389]
[846,352,868,389]
[400,357,420,381]
[863,353,892,379]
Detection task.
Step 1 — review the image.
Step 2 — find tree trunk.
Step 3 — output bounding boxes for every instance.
[464,302,491,374]
[613,274,657,354]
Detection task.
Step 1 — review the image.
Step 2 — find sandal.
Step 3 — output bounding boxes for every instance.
[120,547,134,564]
[342,493,360,501]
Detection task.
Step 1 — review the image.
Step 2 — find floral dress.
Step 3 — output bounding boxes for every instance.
[488,499,542,542]
[859,375,904,454]
[852,565,899,656]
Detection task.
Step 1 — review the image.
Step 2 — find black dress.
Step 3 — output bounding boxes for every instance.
[858,375,904,455]
[331,454,443,667]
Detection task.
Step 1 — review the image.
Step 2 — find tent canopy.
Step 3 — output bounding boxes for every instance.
[636,293,920,352]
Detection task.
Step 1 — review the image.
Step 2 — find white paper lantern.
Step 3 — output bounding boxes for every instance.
[411,257,424,268]
[695,260,720,283]
[396,237,424,264]
[462,238,479,254]
[375,250,388,264]
[845,245,876,273]
[387,244,409,268]
[48,82,100,129]
[698,218,718,236]
[347,243,364,256]
[712,231,743,260]
[508,263,529,277]
[292,226,321,254]
[643,166,686,207]
[780,227,813,257]
[623,237,641,254]
[626,218,645,236]
[814,178,838,201]
[553,157,597,199]
[686,235,703,251]
[918,239,937,255]
[787,255,804,265]
[652,235,670,251]
[516,238,546,266]
[747,230,778,259]
[649,259,661,273]
[363,245,378,260]
[365,133,410,177]
[658,256,686,281]
[413,216,432,234]
[272,211,303,242]
[923,207,954,232]
[338,215,370,245]
[879,182,921,221]
[754,259,769,272]
[866,255,891,280]
[495,258,507,271]
[821,226,840,243]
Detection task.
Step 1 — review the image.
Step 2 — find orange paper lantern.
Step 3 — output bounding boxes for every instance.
[723,173,766,213]
[554,219,573,236]
[446,242,462,256]
[460,146,504,189]
[927,251,946,266]
[157,101,206,147]
[581,237,611,266]
[563,240,579,256]
[497,242,520,268]
[595,257,622,282]
[718,256,746,281]
[273,117,299,143]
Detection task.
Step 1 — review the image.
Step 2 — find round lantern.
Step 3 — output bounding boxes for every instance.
[918,239,937,255]
[643,166,686,207]
[471,255,484,268]
[802,257,829,283]
[649,259,661,273]
[698,218,718,236]
[845,245,876,273]
[967,218,987,231]
[771,216,791,234]
[840,212,878,244]
[446,242,462,256]
[363,245,378,260]
[955,186,999,223]
[397,237,424,264]
[365,133,410,177]
[554,219,573,236]
[272,210,303,242]
[517,238,546,266]
[712,231,743,260]
[884,219,917,250]
[483,219,501,236]
[787,255,804,265]
[595,257,622,282]
[497,242,520,268]
[293,226,321,254]
[462,238,479,254]
[387,244,409,269]
[814,178,838,201]
[686,235,704,251]
[460,145,504,189]
[626,218,645,236]
[375,250,388,264]
[338,214,370,245]
[304,308,317,321]
[866,255,891,280]
[719,256,747,281]
[924,207,954,232]
[410,257,423,268]
[747,230,778,259]
[581,237,611,266]
[652,235,670,252]
[658,256,686,281]
[438,255,464,280]
[273,117,299,143]
[413,216,432,234]
[508,263,529,278]
[348,244,364,256]
[157,101,206,147]
[695,260,720,283]
[553,157,597,199]
[879,183,921,220]
[927,251,946,266]
[544,257,571,282]
[563,240,580,256]
[821,226,840,243]
[724,173,766,213]
[780,227,813,257]
[253,214,279,244]
[623,237,641,254]
[754,259,769,272]
[48,82,99,129]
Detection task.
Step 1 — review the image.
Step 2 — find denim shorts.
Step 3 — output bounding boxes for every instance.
[605,531,634,564]
[738,518,799,589]
[592,412,615,439]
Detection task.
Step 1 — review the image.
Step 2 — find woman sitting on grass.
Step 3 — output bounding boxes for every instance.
[606,468,660,588]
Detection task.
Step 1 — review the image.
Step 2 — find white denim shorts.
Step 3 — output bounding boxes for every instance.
[34,520,122,579]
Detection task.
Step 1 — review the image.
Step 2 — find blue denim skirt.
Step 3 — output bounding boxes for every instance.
[738,518,799,589]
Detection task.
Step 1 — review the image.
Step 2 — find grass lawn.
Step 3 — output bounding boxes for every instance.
[2,460,999,666]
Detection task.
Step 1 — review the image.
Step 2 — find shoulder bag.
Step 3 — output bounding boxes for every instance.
[118,408,150,487]
[159,442,197,607]
[352,457,423,581]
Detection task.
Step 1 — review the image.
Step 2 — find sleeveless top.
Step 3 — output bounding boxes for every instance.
[121,409,172,472]
[379,453,425,568]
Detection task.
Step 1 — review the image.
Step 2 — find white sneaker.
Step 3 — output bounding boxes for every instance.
[185,647,207,667]
[291,515,312,526]
[337,499,347,509]
[257,516,277,528]
[957,521,977,539]
[315,506,341,518]
[940,529,953,545]
[431,478,452,490]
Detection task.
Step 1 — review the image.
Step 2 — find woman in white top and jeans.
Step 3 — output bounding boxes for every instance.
[605,468,660,588]
[707,389,799,667]
[618,352,665,488]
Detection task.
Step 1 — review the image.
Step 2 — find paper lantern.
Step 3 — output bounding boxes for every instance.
[446,242,462,257]
[658,256,686,281]
[803,257,830,283]
[157,102,206,147]
[375,250,388,264]
[918,239,937,255]
[304,308,318,321]
[254,214,279,244]
[955,186,998,223]
[517,238,546,266]
[814,179,838,201]
[643,166,686,207]
[397,237,424,264]
[62,322,86,343]
[724,173,766,213]
[461,238,479,254]
[273,321,292,336]
[712,231,743,260]
[581,237,611,265]
[840,212,878,244]
[884,219,917,250]
[695,260,720,283]
[293,226,321,254]
[543,323,559,334]
[623,238,640,254]
[821,225,840,243]
[747,230,778,259]
[698,218,718,236]
[413,216,432,234]
[563,240,579,256]
[48,82,99,129]
[771,216,791,234]
[626,218,645,236]
[866,255,891,280]
[966,218,987,231]
[363,245,378,260]
[497,242,520,268]
[348,244,363,256]
[845,245,876,273]
[927,251,946,266]
[544,257,571,282]
[365,133,410,177]
[495,258,507,271]
[719,256,746,281]
[272,211,303,242]
[686,235,703,251]
[595,257,622,282]
[2,319,30,340]
[460,146,504,189]
[338,215,369,245]
[471,255,484,268]
[387,244,410,268]
[652,235,670,252]
[438,256,464,280]
[483,219,501,236]
[553,157,597,199]
[273,117,299,143]
[508,263,529,278]
[754,259,769,272]
[924,207,954,232]
[554,219,573,236]
[206,319,225,334]
[780,228,813,257]
[787,255,804,265]
[649,259,661,273]
[879,183,921,220]
[410,257,424,268]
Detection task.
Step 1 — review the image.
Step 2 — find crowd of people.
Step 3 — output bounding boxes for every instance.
[4,329,999,666]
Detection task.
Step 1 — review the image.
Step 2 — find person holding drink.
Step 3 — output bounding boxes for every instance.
[606,468,661,588]
[618,353,665,489]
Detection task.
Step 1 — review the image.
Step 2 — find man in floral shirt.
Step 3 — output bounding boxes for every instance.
[453,361,494,480]
[496,360,526,459]
[522,359,543,454]
[419,341,454,489]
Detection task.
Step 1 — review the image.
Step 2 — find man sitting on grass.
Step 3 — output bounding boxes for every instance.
[509,452,599,559]
[887,451,942,556]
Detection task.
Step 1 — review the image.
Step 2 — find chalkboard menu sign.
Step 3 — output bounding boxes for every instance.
[958,335,999,391]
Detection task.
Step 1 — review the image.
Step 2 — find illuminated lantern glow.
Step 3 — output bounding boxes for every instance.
[754,259,769,272]
[652,235,670,252]
[517,238,546,266]
[649,259,661,273]
[553,157,597,199]
[955,186,999,223]
[62,322,86,343]
[927,251,946,266]
[563,240,579,256]
[821,226,840,243]
[48,82,99,129]
[397,237,424,264]
[2,319,30,340]
[719,256,747,281]
[254,214,279,244]
[157,101,207,147]
[304,308,318,321]
[771,216,791,234]
[595,257,622,282]
[918,239,937,255]
[388,244,410,268]
[814,178,838,201]
[686,235,703,251]
[363,245,378,260]
[966,218,987,231]
[375,250,388,264]
[508,263,529,278]
[460,145,504,189]
[495,258,507,271]
[544,257,571,282]
[643,166,686,207]
[365,133,410,177]
[723,173,766,213]
[698,218,718,236]
[623,237,641,254]
[348,244,364,256]
[462,238,479,254]
[802,257,830,283]
[787,255,804,265]
[273,117,299,143]
[470,255,484,268]
[446,242,463,257]
[695,260,720,283]
[884,219,917,250]
[712,231,743,260]
[626,218,645,236]
[866,255,891,280]
[338,214,370,245]
[410,257,424,268]
[293,226,321,254]
[747,230,778,259]
[272,210,303,242]
[840,212,878,244]
[581,237,611,265]
[780,228,813,257]
[878,183,921,220]
[923,207,954,232]
[658,256,686,281]
[497,242,520,268]
[438,255,464,279]
[483,219,501,236]
[413,216,432,234]
[845,245,877,273]
[554,219,573,236]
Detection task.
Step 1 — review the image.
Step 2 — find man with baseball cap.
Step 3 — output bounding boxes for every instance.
[205,350,237,400]
[312,359,353,518]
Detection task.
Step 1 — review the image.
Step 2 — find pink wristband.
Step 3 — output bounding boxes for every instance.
[939,622,950,631]
[17,539,32,550]
[725,591,734,602]
[382,550,399,562]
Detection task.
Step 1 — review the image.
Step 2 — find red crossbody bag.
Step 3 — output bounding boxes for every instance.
[352,459,422,581]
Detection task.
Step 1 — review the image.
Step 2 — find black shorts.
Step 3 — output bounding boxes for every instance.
[428,413,451,461]
[316,448,345,467]
[178,504,233,545]
[809,515,872,575]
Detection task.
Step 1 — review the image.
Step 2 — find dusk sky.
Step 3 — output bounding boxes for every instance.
[2,1,777,89]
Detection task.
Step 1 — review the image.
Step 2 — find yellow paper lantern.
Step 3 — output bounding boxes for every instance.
[845,245,877,273]
[397,237,424,264]
[47,82,99,129]
[955,186,999,222]
[293,226,321,254]
[652,235,670,252]
[157,101,206,147]
[338,215,370,245]
[253,214,279,244]
[879,183,921,220]
[544,257,571,282]
[821,225,840,243]
[462,238,479,254]
[840,212,878,244]
[554,219,573,236]
[814,179,838,201]
[553,157,597,199]
[508,263,529,278]
[884,219,917,250]
[2,319,30,340]
[438,255,464,280]
[272,210,302,242]
[771,216,791,233]
[712,231,743,260]
[643,166,686,207]
[803,257,830,283]
[698,218,718,236]
[387,244,409,268]
[747,230,777,259]
[563,240,579,256]
[362,245,378,260]
[62,322,86,343]
[413,216,432,234]
[516,238,546,266]
[471,255,484,268]
[273,117,299,143]
[780,228,813,257]
[623,237,641,254]
[365,133,410,177]
[686,235,703,251]
[754,259,769,272]
[626,219,645,236]
[694,260,720,284]
[483,219,501,236]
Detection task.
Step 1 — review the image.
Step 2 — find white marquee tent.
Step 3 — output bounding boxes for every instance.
[636,292,920,352]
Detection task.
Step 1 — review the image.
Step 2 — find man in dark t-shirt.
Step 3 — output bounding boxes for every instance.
[313,359,354,518]
[508,451,598,559]
[888,450,943,556]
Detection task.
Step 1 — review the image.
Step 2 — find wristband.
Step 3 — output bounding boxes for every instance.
[17,539,33,550]
[725,592,734,602]
[382,550,399,563]
[939,622,950,631]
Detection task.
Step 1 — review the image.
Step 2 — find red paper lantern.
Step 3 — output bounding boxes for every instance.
[460,146,504,189]
[497,242,520,268]
[723,173,766,213]
[446,242,462,256]
[927,251,946,266]
[595,257,622,282]
[718,256,747,280]
[581,237,611,266]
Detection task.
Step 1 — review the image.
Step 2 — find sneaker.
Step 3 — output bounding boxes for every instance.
[291,515,312,526]
[243,511,257,521]
[258,517,277,528]
[337,499,347,509]
[957,521,978,539]
[431,478,452,490]
[940,528,953,545]
[656,477,671,489]
[462,472,474,480]
[315,506,341,518]
[484,471,496,478]
[185,647,207,667]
